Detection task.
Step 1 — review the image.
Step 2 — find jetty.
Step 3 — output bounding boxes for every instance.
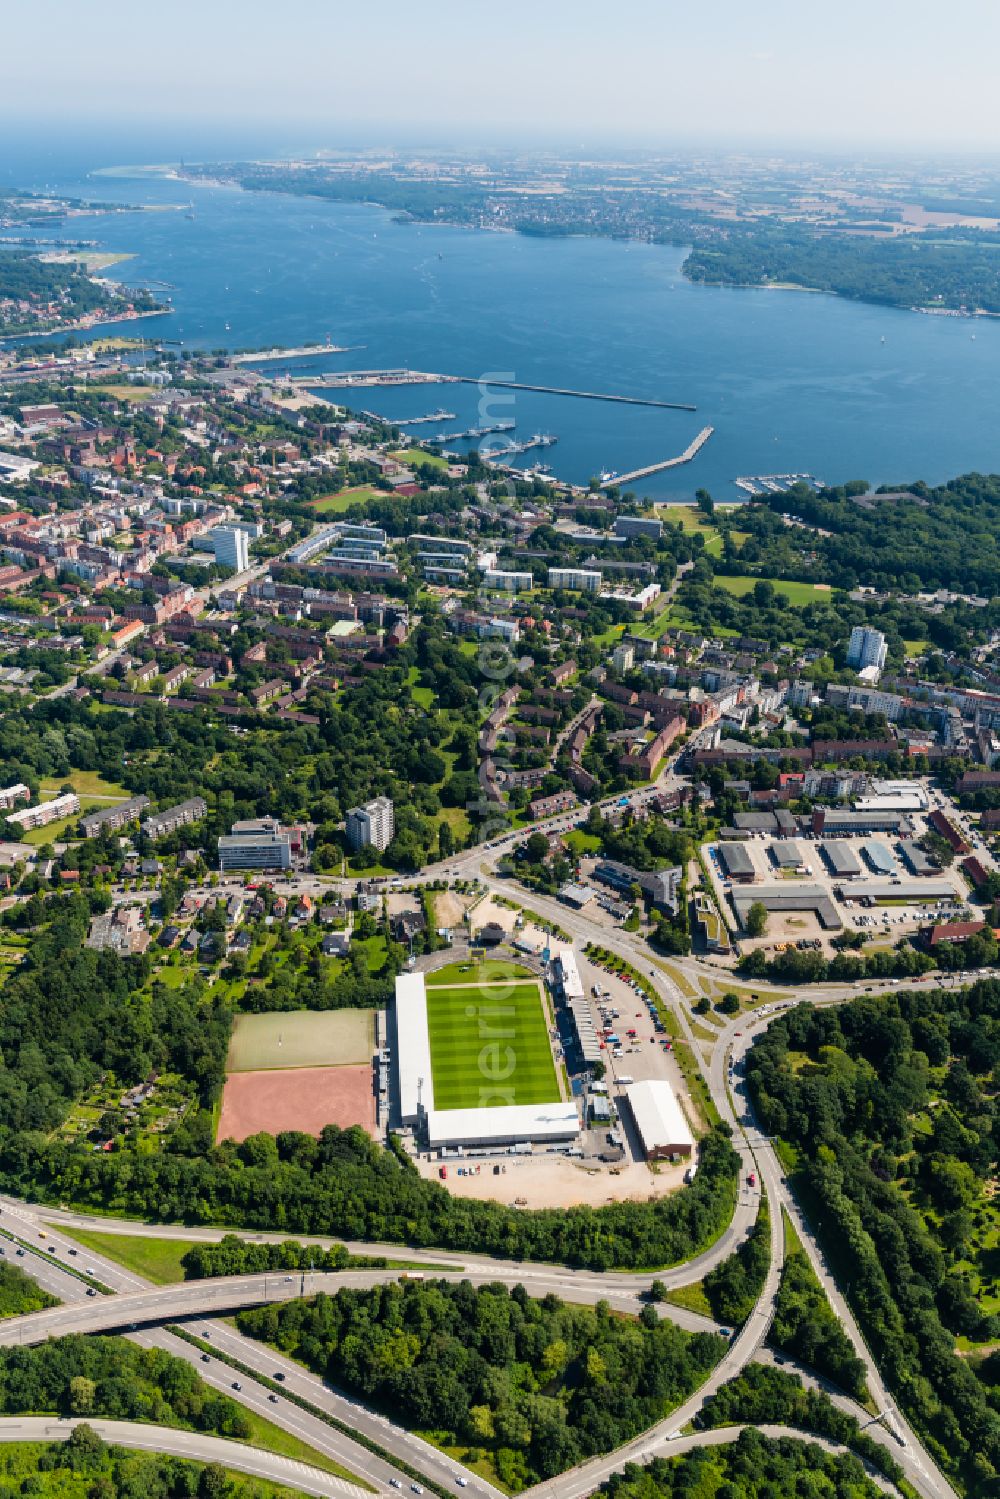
[231,343,361,365]
[602,426,714,487]
[433,421,515,442]
[451,376,696,412]
[289,369,695,410]
[392,409,457,425]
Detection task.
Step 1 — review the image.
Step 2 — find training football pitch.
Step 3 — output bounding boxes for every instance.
[425,981,560,1110]
[227,1010,375,1072]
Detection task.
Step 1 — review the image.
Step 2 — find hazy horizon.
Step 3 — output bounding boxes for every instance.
[3,0,1000,156]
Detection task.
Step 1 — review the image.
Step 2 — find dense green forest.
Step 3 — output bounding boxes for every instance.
[701,1199,770,1325]
[684,222,1000,311]
[0,1258,59,1319]
[237,1280,723,1490]
[698,1365,903,1488]
[180,1235,384,1278]
[769,1246,866,1401]
[0,1335,251,1437]
[745,982,1000,1494]
[600,1432,887,1499]
[0,1428,300,1499]
[747,472,1000,599]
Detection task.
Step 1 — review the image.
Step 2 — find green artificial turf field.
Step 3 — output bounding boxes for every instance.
[425,981,559,1110]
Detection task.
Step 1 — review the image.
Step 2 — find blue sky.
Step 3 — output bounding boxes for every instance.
[3,0,999,151]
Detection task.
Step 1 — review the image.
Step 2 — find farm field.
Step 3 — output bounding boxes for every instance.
[227,1010,375,1072]
[425,980,559,1110]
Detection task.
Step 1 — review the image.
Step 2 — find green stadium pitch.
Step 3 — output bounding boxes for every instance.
[425,981,560,1110]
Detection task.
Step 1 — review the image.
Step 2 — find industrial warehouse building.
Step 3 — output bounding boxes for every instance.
[771,841,806,871]
[900,843,937,876]
[812,808,912,838]
[822,842,862,879]
[836,880,958,904]
[623,1080,694,1159]
[862,840,897,875]
[394,973,579,1150]
[731,884,842,930]
[719,843,757,882]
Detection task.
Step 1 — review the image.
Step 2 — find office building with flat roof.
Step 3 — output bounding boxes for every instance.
[218,826,292,871]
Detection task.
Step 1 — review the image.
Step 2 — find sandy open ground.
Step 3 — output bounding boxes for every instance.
[227,1009,375,1071]
[433,889,473,929]
[413,1150,687,1208]
[217,1064,376,1143]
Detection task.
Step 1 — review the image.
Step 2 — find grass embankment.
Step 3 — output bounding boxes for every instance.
[424,959,534,986]
[57,1227,191,1284]
[0,1445,312,1497]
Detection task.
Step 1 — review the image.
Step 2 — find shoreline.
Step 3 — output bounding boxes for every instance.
[169,167,996,322]
[0,306,171,346]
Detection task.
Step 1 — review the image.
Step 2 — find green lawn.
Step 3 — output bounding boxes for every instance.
[306,486,382,514]
[426,980,560,1109]
[18,798,107,846]
[390,446,448,470]
[406,665,436,708]
[712,575,835,606]
[354,933,389,974]
[903,638,930,657]
[56,1226,192,1284]
[39,769,129,798]
[425,960,534,987]
[564,829,602,855]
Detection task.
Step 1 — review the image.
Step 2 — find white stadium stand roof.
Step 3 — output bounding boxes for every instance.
[395,972,434,1125]
[426,1101,580,1149]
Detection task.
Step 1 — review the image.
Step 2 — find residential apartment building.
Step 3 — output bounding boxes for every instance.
[80,795,151,837]
[346,795,395,852]
[7,793,80,832]
[548,567,602,592]
[211,526,250,573]
[142,797,207,840]
[846,626,887,673]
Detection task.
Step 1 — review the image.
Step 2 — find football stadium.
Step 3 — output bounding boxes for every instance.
[395,970,578,1149]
